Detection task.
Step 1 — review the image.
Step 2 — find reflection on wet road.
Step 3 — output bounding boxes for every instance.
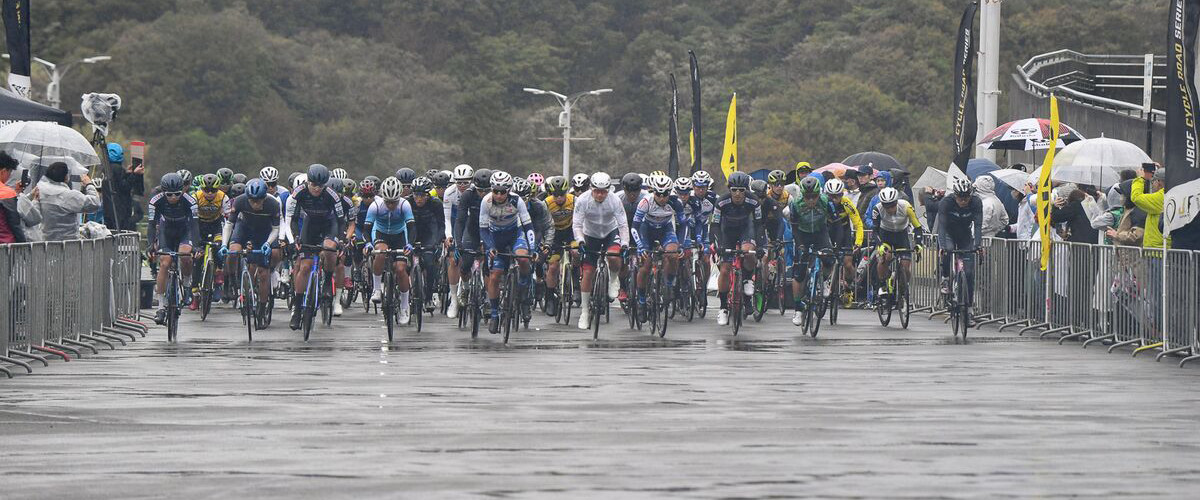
[3,304,1200,498]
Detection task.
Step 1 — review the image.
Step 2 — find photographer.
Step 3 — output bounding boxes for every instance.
[38,161,102,241]
[102,142,145,231]
[0,151,31,243]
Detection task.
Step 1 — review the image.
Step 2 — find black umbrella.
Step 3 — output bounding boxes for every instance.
[843,151,904,172]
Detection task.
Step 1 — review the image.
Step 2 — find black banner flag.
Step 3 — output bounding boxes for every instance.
[669,73,680,179]
[2,0,31,99]
[1165,0,1200,239]
[952,1,978,170]
[688,50,702,174]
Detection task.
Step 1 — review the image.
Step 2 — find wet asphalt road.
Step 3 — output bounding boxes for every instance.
[3,299,1200,499]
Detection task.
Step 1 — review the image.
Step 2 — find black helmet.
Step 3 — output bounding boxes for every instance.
[231,172,248,185]
[472,168,493,190]
[229,182,246,198]
[621,172,643,191]
[431,170,452,188]
[363,175,381,186]
[307,164,330,185]
[216,167,234,184]
[727,171,751,189]
[287,172,302,185]
[395,167,417,185]
[328,178,344,194]
[750,179,768,196]
[413,176,434,195]
[160,172,185,192]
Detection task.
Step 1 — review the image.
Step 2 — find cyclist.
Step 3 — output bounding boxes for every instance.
[542,175,576,314]
[633,174,687,317]
[752,179,783,245]
[221,179,280,320]
[229,183,246,199]
[787,177,835,325]
[515,178,552,250]
[260,166,280,196]
[216,167,234,195]
[232,173,248,186]
[453,168,493,314]
[407,176,446,314]
[443,164,474,318]
[431,170,452,200]
[936,177,984,308]
[687,170,718,281]
[148,172,200,325]
[713,171,762,326]
[571,173,591,197]
[367,177,416,324]
[331,168,347,180]
[283,164,348,330]
[191,173,229,309]
[571,172,630,330]
[479,171,536,334]
[330,178,358,316]
[784,162,816,200]
[823,178,865,298]
[396,167,417,198]
[867,187,924,303]
[615,172,645,301]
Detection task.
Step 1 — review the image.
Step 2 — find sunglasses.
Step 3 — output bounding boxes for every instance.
[654,191,669,196]
[492,189,509,195]
[266,181,277,187]
[202,187,218,193]
[730,188,747,193]
[164,191,183,197]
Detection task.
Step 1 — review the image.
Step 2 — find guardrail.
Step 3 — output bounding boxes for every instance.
[1016,49,1166,122]
[0,232,147,378]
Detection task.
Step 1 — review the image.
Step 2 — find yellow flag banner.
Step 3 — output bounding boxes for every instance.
[721,93,737,180]
[1036,95,1059,271]
[689,127,696,166]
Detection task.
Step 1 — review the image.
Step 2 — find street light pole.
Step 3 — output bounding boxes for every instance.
[523,87,612,178]
[1,54,111,108]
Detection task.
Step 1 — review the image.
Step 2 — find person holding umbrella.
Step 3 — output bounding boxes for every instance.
[0,151,31,243]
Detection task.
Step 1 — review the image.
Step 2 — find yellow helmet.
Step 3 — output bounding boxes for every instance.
[795,161,812,173]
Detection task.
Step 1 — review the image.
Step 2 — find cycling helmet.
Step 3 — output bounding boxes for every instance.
[359,178,377,196]
[363,175,381,186]
[879,187,900,204]
[287,172,301,185]
[216,167,234,185]
[650,170,667,177]
[330,168,347,180]
[292,173,308,191]
[513,178,533,197]
[490,171,514,192]
[750,179,768,197]
[571,173,590,190]
[472,168,493,190]
[307,164,330,185]
[546,175,570,196]
[395,167,416,186]
[342,178,357,196]
[674,176,693,193]
[424,168,440,180]
[199,173,221,190]
[950,177,973,196]
[453,164,474,181]
[798,176,820,196]
[246,179,268,199]
[823,178,845,196]
[412,176,433,195]
[527,172,545,186]
[232,173,248,185]
[160,172,185,192]
[380,177,403,201]
[727,171,751,190]
[260,166,279,183]
[176,169,193,185]
[229,183,246,198]
[590,172,612,190]
[795,161,812,174]
[767,169,787,185]
[328,178,344,195]
[691,170,713,187]
[620,172,643,191]
[432,170,452,188]
[649,174,673,194]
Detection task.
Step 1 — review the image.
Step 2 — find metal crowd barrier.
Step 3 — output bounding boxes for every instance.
[0,232,146,378]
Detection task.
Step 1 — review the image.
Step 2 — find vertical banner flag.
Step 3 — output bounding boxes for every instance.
[1164,0,1200,236]
[952,1,979,170]
[688,50,703,174]
[721,93,737,180]
[2,0,31,99]
[1036,95,1060,271]
[668,73,680,179]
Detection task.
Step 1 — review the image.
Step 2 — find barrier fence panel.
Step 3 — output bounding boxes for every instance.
[8,244,31,352]
[1163,249,1197,356]
[0,245,10,358]
[111,232,143,321]
[910,234,940,311]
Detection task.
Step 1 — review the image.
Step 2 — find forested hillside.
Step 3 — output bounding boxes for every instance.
[4,0,1169,179]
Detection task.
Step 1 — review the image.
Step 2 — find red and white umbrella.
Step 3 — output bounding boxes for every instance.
[977,118,1084,151]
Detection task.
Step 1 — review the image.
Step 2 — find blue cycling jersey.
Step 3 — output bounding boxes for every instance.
[366,198,414,242]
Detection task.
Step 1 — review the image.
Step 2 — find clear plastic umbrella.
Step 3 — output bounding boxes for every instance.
[1049,137,1150,188]
[990,169,1032,191]
[912,166,947,190]
[0,121,100,166]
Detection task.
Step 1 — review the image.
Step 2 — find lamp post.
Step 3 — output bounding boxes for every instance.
[523,87,612,178]
[2,54,111,109]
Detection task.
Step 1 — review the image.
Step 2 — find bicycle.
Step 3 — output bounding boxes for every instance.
[340,240,367,310]
[551,245,577,326]
[196,241,220,321]
[718,248,751,336]
[874,244,915,329]
[585,248,624,340]
[690,245,710,319]
[457,249,486,338]
[672,243,699,322]
[409,244,443,333]
[373,247,410,342]
[795,245,833,338]
[943,248,977,340]
[622,251,641,331]
[827,246,854,326]
[492,251,534,343]
[231,247,271,340]
[642,245,680,338]
[296,244,334,341]
[155,251,185,342]
[752,241,783,322]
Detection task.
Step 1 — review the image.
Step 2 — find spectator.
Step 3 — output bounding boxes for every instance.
[920,187,945,229]
[1130,166,1166,248]
[1105,181,1147,247]
[101,142,145,231]
[6,165,42,240]
[0,151,29,243]
[843,175,861,206]
[1014,175,1038,241]
[855,165,878,217]
[974,176,1009,237]
[37,162,102,241]
[1051,185,1100,244]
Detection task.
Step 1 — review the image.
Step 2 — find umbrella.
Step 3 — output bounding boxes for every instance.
[965,158,999,180]
[1049,137,1149,188]
[912,166,947,190]
[991,168,1032,191]
[813,163,852,177]
[0,121,100,167]
[977,118,1084,151]
[843,152,904,172]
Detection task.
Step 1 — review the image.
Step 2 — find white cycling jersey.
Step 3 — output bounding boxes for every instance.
[572,192,630,245]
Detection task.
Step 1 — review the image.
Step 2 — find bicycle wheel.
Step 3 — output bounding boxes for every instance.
[828,264,841,326]
[469,270,482,338]
[955,270,968,339]
[242,273,254,341]
[626,270,640,331]
[166,272,179,343]
[695,261,709,318]
[302,289,316,342]
[812,285,825,338]
[384,272,395,342]
[876,287,892,327]
[776,258,787,316]
[592,265,606,339]
[559,259,573,325]
[656,270,670,338]
[731,269,743,336]
[899,279,911,330]
[752,265,768,323]
[502,270,517,344]
[412,261,425,333]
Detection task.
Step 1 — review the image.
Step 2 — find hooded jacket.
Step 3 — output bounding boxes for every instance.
[974,176,1009,237]
[37,178,102,241]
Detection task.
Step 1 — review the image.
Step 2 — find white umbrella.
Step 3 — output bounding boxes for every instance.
[912,166,947,190]
[0,121,100,166]
[1049,137,1149,188]
[991,168,1032,191]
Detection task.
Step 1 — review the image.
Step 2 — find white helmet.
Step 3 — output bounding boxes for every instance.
[380,177,403,201]
[590,172,612,190]
[292,173,308,190]
[259,166,279,183]
[453,164,473,181]
[691,170,713,187]
[649,174,673,194]
[674,176,693,193]
[950,176,973,196]
[490,171,514,191]
[572,173,590,190]
[878,187,900,204]
[330,168,347,179]
[823,178,845,196]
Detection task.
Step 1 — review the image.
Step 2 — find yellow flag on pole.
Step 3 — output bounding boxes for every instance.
[1036,95,1059,271]
[720,93,737,180]
[689,127,696,166]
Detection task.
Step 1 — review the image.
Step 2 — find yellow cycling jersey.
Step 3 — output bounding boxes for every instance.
[768,189,789,207]
[829,196,865,246]
[195,190,227,223]
[546,193,575,230]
